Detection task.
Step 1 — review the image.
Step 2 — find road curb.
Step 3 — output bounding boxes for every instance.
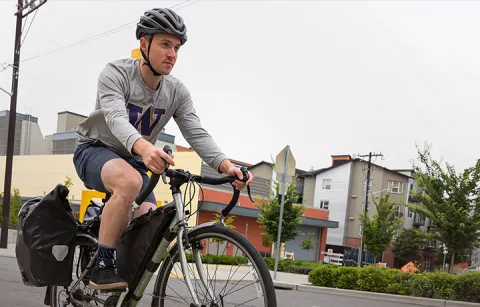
[296,285,445,306]
[445,302,480,307]
[0,249,16,259]
[273,281,298,290]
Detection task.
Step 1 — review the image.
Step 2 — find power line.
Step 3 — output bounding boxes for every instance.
[20,8,38,47]
[19,0,199,63]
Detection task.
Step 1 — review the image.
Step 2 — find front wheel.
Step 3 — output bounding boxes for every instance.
[153,223,277,307]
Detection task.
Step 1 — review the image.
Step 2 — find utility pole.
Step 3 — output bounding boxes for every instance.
[357,152,383,267]
[0,0,48,249]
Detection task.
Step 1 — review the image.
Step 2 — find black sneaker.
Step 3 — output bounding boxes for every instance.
[88,259,128,291]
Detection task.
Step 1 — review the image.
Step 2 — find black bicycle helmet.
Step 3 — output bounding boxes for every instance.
[136,8,188,76]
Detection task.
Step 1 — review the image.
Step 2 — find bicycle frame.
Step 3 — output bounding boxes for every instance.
[69,187,215,307]
[117,189,212,307]
[66,145,251,307]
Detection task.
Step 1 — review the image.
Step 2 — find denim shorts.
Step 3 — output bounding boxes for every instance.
[73,141,156,205]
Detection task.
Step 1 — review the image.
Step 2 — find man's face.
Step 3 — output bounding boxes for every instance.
[140,33,181,75]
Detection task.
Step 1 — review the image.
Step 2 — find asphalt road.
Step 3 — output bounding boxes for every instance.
[0,256,417,307]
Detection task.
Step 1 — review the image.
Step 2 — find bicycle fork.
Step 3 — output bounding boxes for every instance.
[173,193,216,306]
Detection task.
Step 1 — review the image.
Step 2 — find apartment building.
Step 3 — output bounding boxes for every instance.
[298,155,412,266]
[230,161,340,262]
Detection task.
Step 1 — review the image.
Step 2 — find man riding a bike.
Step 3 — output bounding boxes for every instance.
[73,7,254,291]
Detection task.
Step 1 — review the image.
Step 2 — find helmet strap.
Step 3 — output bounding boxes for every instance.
[140,35,162,77]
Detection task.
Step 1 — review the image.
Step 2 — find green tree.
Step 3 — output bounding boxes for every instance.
[261,232,273,249]
[408,142,480,273]
[211,211,235,243]
[255,176,306,249]
[64,175,73,189]
[300,232,316,258]
[0,188,22,228]
[392,228,432,261]
[360,193,403,263]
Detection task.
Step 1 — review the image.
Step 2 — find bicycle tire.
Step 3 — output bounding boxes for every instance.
[50,235,97,307]
[152,222,277,307]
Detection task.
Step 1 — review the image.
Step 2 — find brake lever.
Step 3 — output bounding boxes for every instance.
[161,145,173,184]
[239,167,254,203]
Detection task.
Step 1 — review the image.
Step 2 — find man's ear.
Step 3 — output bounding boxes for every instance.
[140,35,150,53]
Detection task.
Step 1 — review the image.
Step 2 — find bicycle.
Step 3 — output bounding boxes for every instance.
[49,145,277,307]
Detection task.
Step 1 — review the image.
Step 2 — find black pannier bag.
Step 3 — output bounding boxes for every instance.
[116,202,176,287]
[16,184,77,287]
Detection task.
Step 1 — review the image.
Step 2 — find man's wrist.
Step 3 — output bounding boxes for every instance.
[219,159,235,175]
[132,138,152,156]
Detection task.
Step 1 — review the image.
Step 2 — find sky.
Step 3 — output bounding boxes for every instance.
[0,0,479,172]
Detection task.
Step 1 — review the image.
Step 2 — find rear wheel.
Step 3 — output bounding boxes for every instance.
[152,223,277,307]
[49,236,122,307]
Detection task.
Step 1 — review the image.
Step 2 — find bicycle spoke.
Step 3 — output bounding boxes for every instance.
[233,296,259,307]
[157,230,271,307]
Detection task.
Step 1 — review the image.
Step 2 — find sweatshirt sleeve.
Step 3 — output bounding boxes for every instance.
[173,83,228,173]
[97,64,143,155]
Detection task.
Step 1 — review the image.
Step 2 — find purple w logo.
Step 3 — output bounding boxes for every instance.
[126,103,166,137]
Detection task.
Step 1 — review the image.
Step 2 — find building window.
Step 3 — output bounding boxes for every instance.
[320,201,329,210]
[322,179,332,189]
[387,181,404,194]
[315,200,329,210]
[408,207,413,218]
[424,257,433,272]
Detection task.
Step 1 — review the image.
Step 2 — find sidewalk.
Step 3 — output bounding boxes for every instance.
[0,228,16,258]
[159,262,310,288]
[1,244,311,288]
[0,244,16,258]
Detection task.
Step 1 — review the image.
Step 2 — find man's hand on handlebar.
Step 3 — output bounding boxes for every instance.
[226,166,254,190]
[135,140,175,174]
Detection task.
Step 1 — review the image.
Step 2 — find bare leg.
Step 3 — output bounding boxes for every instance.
[134,202,157,218]
[99,158,143,246]
[88,158,142,290]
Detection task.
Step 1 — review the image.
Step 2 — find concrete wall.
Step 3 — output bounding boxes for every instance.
[0,118,22,155]
[57,112,87,133]
[20,119,48,155]
[302,176,316,208]
[0,152,202,225]
[249,163,273,180]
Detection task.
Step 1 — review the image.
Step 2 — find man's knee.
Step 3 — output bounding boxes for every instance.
[101,159,143,202]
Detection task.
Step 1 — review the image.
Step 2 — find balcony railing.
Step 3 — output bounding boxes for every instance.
[414,213,426,226]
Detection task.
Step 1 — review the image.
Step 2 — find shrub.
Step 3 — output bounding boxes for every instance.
[308,265,480,303]
[284,265,314,275]
[308,265,340,287]
[335,266,360,290]
[454,273,480,303]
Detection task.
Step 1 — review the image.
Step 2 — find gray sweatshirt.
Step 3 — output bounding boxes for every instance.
[76,58,227,172]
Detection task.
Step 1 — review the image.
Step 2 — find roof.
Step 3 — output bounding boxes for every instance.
[230,159,252,167]
[302,158,413,179]
[176,145,195,152]
[247,161,308,174]
[175,146,252,166]
[57,110,87,118]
